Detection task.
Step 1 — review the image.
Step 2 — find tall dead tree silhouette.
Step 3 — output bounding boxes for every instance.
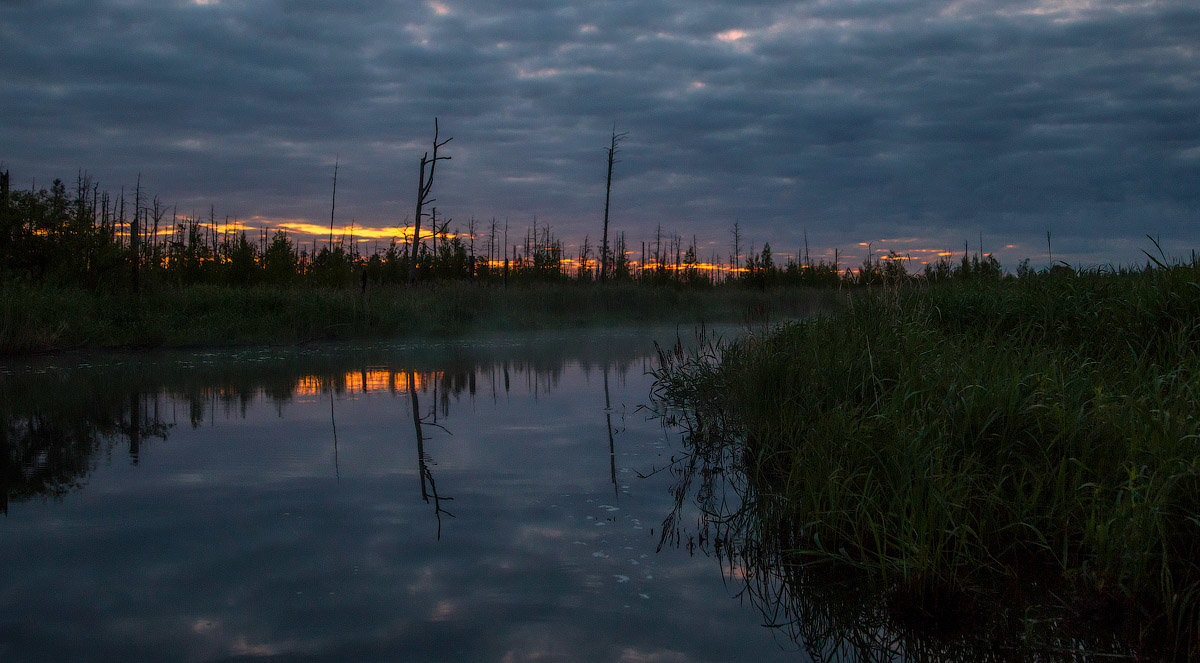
[131,174,142,293]
[599,125,627,282]
[408,119,452,286]
[328,155,338,251]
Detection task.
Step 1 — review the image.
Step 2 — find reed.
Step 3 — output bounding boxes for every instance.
[652,260,1200,658]
[0,280,838,353]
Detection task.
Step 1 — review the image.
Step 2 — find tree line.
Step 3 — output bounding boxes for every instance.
[0,167,1007,292]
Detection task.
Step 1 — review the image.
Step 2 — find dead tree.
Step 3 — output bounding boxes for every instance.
[328,155,338,251]
[131,174,142,293]
[408,119,452,286]
[150,196,166,268]
[731,219,742,279]
[598,125,627,282]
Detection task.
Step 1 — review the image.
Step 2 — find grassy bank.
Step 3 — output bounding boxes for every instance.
[0,281,836,354]
[652,262,1200,658]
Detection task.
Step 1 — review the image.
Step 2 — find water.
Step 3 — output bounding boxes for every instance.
[0,327,805,662]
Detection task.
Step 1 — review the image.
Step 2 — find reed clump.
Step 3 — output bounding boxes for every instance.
[652,261,1200,658]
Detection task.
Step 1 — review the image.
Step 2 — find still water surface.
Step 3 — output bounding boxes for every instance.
[0,327,803,662]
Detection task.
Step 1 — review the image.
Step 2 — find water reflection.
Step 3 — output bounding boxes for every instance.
[0,331,649,526]
[2,328,815,662]
[605,366,618,498]
[1,387,170,514]
[409,369,454,538]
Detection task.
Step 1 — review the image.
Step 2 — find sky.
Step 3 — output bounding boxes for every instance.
[2,0,1198,269]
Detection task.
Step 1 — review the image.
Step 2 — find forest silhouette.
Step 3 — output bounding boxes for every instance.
[0,168,1009,293]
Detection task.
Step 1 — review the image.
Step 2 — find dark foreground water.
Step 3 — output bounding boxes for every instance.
[0,327,806,663]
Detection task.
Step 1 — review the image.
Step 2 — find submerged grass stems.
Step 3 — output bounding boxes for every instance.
[651,262,1200,658]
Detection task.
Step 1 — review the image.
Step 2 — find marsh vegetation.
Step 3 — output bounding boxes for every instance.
[651,258,1200,660]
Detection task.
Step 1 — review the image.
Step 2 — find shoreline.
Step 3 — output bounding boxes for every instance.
[1,280,837,356]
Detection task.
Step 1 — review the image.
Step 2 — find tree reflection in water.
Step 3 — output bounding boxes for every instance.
[1,335,644,538]
[1,390,170,514]
[408,369,454,539]
[0,361,483,527]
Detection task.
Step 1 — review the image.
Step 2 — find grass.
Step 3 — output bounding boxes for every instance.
[0,280,838,354]
[651,262,1200,659]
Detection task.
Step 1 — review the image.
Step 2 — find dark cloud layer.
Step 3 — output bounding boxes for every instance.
[2,0,1198,266]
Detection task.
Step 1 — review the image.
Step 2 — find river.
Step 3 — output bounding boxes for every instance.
[0,326,805,662]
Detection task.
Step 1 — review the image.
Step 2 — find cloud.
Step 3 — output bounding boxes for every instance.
[1,0,1197,266]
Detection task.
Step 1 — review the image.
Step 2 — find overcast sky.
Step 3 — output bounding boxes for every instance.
[2,0,1198,268]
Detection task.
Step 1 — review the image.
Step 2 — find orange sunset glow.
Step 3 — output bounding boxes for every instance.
[107,205,994,276]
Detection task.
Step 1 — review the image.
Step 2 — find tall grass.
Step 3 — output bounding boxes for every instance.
[652,261,1200,658]
[0,281,838,353]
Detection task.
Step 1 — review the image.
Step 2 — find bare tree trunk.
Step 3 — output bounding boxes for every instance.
[599,125,627,282]
[467,216,476,275]
[209,206,217,265]
[408,119,452,287]
[131,175,141,293]
[430,207,438,259]
[329,156,338,251]
[150,197,164,269]
[732,219,742,278]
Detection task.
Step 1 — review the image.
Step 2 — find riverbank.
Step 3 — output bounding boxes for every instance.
[0,281,837,354]
[651,262,1200,659]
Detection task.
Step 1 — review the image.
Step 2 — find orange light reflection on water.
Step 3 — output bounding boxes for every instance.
[293,369,435,396]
